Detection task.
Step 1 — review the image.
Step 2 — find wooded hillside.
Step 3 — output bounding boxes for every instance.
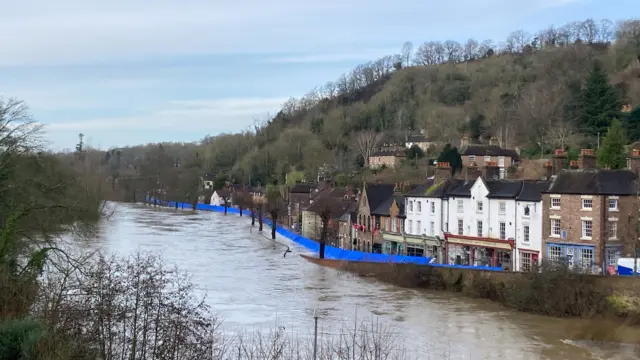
[88,19,640,189]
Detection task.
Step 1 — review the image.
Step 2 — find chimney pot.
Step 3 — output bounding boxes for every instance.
[632,149,640,158]
[580,149,594,156]
[570,160,579,169]
[554,149,565,156]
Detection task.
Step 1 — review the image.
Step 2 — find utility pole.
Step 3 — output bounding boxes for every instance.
[313,308,319,360]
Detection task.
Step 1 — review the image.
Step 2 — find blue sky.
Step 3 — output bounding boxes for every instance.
[0,0,634,151]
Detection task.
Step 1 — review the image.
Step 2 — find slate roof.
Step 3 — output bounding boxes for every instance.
[364,183,395,211]
[406,134,431,143]
[461,145,519,160]
[545,169,637,195]
[306,193,354,220]
[405,179,466,198]
[371,194,407,217]
[290,183,312,194]
[517,180,550,202]
[484,180,525,199]
[444,180,475,198]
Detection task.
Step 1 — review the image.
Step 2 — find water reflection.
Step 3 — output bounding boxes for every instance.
[70,203,637,360]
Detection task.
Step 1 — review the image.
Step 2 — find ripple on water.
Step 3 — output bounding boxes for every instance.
[73,203,639,360]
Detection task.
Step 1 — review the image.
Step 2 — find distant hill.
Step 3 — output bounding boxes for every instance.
[94,19,640,188]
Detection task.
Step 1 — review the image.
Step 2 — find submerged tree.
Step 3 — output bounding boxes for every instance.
[265,185,286,240]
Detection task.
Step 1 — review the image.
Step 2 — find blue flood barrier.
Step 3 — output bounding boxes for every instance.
[144,198,501,270]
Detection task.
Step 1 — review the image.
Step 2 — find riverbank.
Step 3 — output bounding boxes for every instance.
[145,199,640,344]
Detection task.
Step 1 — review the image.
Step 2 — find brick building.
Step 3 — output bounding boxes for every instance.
[542,150,638,273]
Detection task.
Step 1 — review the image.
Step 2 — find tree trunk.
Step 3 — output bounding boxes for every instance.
[251,208,256,226]
[258,206,263,232]
[320,216,329,259]
[175,202,178,209]
[224,202,228,215]
[240,207,243,216]
[271,211,277,240]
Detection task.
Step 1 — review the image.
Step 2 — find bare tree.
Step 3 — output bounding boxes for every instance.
[414,41,439,66]
[400,41,413,67]
[580,18,599,43]
[443,40,463,63]
[354,130,383,167]
[463,38,479,61]
[549,120,579,150]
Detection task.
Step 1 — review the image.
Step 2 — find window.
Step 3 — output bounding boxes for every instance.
[431,202,435,214]
[582,199,593,210]
[457,219,464,235]
[484,156,490,163]
[409,201,413,212]
[408,220,413,234]
[476,221,483,237]
[523,225,530,243]
[457,199,464,213]
[548,245,562,263]
[524,205,530,216]
[445,222,449,233]
[468,155,476,163]
[609,198,618,211]
[430,221,435,236]
[476,201,483,212]
[581,220,592,239]
[498,156,505,167]
[499,201,506,214]
[520,252,532,272]
[416,221,421,234]
[417,201,422,213]
[391,219,397,232]
[551,219,561,237]
[499,222,506,240]
[606,247,622,268]
[607,220,617,240]
[551,197,560,209]
[580,248,594,271]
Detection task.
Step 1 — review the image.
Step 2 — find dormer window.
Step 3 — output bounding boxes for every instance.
[524,205,530,216]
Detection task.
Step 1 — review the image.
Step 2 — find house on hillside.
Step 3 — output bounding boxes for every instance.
[542,163,638,274]
[288,183,313,228]
[354,183,395,253]
[376,192,408,255]
[405,130,435,152]
[201,172,216,190]
[338,203,358,250]
[459,136,519,179]
[368,150,405,169]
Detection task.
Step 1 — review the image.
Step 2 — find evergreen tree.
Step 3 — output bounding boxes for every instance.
[579,60,623,137]
[597,119,627,169]
[437,144,463,173]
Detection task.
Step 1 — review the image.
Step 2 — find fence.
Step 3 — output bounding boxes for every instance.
[147,199,501,270]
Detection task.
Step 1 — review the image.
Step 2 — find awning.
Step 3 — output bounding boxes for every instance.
[445,235,513,251]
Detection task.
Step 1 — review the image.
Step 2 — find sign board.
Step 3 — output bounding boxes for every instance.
[446,236,513,250]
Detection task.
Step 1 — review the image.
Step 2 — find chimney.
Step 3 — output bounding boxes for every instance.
[435,162,452,182]
[489,137,498,146]
[483,161,500,180]
[551,149,567,175]
[544,160,553,180]
[578,149,596,169]
[460,135,469,148]
[462,163,482,180]
[628,149,640,176]
[569,160,579,169]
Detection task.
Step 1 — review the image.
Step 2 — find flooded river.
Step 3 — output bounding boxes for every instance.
[76,203,638,360]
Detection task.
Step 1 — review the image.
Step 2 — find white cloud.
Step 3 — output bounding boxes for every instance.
[44,96,290,132]
[0,0,580,67]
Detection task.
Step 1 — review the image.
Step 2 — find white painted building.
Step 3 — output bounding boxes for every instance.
[210,189,231,206]
[443,177,548,271]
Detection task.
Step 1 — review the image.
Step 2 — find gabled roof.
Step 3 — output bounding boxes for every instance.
[363,183,395,211]
[306,196,354,220]
[545,169,637,195]
[371,194,406,217]
[517,180,550,202]
[461,145,519,160]
[214,189,230,198]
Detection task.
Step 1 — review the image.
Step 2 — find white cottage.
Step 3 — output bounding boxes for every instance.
[444,177,547,270]
[210,189,231,206]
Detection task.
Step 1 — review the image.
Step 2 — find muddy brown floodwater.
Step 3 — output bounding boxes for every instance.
[74,203,638,360]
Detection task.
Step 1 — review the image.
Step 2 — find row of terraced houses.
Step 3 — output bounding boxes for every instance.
[294,148,640,274]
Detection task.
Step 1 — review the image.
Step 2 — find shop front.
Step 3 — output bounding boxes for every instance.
[381,232,444,261]
[444,234,515,270]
